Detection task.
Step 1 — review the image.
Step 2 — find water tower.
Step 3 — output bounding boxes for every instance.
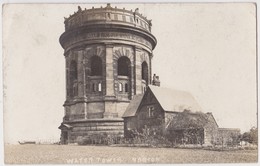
[58,4,157,144]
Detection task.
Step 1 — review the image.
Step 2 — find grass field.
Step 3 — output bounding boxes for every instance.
[4,144,258,164]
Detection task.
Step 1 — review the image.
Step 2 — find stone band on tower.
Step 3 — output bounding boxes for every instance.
[58,4,157,144]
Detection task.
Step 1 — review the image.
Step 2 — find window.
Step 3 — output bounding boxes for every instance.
[125,83,128,92]
[98,83,102,92]
[148,106,155,118]
[92,83,102,92]
[92,83,96,92]
[142,61,148,84]
[90,56,102,76]
[118,56,130,76]
[119,83,123,92]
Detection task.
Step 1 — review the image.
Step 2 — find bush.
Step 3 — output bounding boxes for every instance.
[78,133,124,145]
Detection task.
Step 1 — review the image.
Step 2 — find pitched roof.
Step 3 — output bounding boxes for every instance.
[122,94,144,118]
[167,111,217,130]
[149,85,202,112]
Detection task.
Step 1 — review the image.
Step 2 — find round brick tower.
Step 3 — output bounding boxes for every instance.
[58,4,157,144]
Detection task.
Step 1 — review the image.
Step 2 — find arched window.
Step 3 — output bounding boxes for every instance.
[118,56,130,76]
[90,56,102,76]
[142,61,148,84]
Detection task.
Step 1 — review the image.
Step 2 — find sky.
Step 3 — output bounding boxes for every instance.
[3,3,257,144]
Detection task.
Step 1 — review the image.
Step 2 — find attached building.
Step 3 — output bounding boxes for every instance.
[123,85,219,145]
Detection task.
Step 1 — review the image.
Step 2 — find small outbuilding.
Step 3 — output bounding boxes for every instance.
[217,128,241,145]
[122,85,219,145]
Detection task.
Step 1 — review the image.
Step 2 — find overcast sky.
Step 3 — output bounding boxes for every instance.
[3,3,257,144]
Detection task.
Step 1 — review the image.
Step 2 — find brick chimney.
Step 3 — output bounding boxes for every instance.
[152,74,160,86]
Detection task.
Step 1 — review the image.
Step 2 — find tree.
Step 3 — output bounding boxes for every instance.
[242,127,258,145]
[249,127,258,145]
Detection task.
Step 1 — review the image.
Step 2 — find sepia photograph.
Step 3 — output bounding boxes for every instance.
[2,1,258,164]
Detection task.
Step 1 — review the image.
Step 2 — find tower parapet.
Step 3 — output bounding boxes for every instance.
[60,4,157,53]
[64,4,153,33]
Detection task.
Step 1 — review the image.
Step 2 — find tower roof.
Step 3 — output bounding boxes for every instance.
[149,85,202,113]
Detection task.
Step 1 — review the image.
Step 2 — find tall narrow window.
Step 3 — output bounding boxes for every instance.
[119,83,123,92]
[148,106,154,118]
[118,56,130,76]
[125,83,128,92]
[98,83,102,92]
[142,61,148,84]
[92,83,96,92]
[90,56,102,76]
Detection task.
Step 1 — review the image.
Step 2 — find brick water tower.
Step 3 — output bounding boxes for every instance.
[58,4,157,144]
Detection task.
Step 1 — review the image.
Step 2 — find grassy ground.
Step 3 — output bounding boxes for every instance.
[4,144,258,164]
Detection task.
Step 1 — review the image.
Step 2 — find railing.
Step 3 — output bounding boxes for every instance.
[89,76,103,95]
[117,75,130,100]
[65,8,151,33]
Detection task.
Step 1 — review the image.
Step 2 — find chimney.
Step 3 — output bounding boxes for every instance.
[152,74,160,87]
